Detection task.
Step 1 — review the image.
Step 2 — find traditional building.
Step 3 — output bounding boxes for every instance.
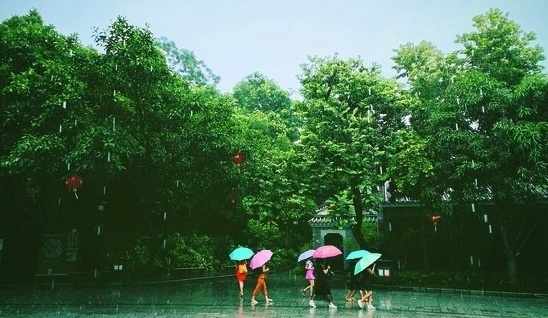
[308,204,380,270]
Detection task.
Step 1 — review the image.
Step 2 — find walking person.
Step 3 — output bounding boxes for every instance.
[301,258,315,300]
[344,261,358,302]
[250,263,273,304]
[311,260,337,309]
[355,271,366,304]
[357,262,376,310]
[235,260,248,298]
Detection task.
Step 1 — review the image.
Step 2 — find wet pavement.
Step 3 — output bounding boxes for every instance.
[0,272,546,317]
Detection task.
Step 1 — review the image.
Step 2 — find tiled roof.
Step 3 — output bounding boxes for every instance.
[309,185,547,226]
[308,205,378,226]
[382,185,548,206]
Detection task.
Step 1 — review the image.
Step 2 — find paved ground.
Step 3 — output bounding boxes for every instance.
[0,273,546,317]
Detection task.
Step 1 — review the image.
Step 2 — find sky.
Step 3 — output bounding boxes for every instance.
[1,0,547,96]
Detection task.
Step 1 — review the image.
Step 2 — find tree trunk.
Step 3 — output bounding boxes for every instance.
[421,220,429,272]
[499,224,518,285]
[350,182,368,249]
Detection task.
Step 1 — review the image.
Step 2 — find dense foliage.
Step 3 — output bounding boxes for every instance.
[392,8,547,284]
[0,9,545,290]
[295,56,410,248]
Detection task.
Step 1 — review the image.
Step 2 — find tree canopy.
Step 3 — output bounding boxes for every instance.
[295,55,410,247]
[0,9,546,288]
[392,8,547,284]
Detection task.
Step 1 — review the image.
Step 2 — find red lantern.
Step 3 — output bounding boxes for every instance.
[66,175,83,199]
[431,213,441,231]
[233,152,244,166]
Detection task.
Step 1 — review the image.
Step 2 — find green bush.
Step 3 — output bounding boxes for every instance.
[111,233,225,276]
[170,233,221,271]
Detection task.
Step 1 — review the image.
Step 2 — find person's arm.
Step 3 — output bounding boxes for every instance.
[367,263,377,276]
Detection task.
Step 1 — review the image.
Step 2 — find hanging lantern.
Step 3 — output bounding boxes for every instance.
[65,175,83,199]
[431,213,441,231]
[233,152,245,166]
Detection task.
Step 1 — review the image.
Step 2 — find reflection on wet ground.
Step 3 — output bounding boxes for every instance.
[1,273,547,317]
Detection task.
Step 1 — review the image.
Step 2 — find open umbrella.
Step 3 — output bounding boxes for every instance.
[229,247,254,261]
[250,249,273,269]
[354,252,382,275]
[297,249,315,262]
[346,249,372,260]
[312,245,342,259]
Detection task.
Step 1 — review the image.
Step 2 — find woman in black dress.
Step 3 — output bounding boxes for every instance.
[311,260,337,309]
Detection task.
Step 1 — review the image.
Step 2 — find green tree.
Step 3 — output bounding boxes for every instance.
[155,37,220,86]
[0,10,108,280]
[233,72,300,141]
[392,9,548,285]
[92,18,244,271]
[233,72,291,113]
[0,10,98,180]
[233,108,314,251]
[230,74,313,264]
[0,11,244,277]
[296,56,409,248]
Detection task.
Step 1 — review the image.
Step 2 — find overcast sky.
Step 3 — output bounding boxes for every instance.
[1,0,547,96]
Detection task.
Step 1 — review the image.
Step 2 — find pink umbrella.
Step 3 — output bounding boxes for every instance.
[249,249,273,269]
[312,245,342,259]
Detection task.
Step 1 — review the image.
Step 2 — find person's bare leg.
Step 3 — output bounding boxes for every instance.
[238,281,244,296]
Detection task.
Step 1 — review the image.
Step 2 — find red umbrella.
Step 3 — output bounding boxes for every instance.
[312,245,342,259]
[249,249,273,269]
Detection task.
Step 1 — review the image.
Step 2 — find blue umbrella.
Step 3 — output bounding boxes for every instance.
[346,249,371,260]
[229,247,254,261]
[354,252,382,275]
[297,249,315,262]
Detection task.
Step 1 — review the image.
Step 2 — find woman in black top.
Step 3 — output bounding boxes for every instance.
[311,260,337,309]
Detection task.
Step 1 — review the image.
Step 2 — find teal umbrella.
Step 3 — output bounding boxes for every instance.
[354,252,382,275]
[229,247,254,261]
[346,249,372,260]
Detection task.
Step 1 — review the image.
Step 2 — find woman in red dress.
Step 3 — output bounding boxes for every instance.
[235,260,248,298]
